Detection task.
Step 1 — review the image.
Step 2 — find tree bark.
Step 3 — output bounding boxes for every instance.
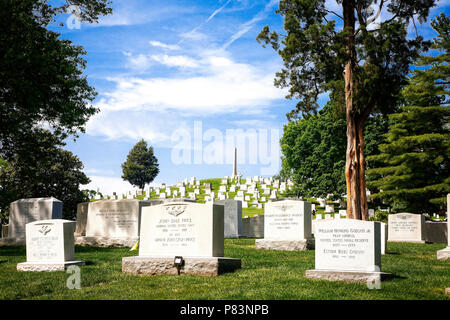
[343,0,368,220]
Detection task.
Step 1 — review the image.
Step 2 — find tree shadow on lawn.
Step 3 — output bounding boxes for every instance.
[0,246,26,256]
[383,273,408,281]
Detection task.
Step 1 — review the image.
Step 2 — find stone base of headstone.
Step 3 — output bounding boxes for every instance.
[437,247,450,260]
[75,236,138,248]
[0,237,25,247]
[255,239,314,251]
[122,256,241,276]
[17,260,85,272]
[388,240,426,244]
[305,269,392,283]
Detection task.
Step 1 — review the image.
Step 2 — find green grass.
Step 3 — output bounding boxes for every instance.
[0,241,449,300]
[242,207,264,217]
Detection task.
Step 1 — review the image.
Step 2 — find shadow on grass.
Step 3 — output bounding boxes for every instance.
[0,246,26,256]
[382,273,408,282]
[75,246,128,253]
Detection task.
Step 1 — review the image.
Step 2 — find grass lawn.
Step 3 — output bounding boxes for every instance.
[0,240,449,300]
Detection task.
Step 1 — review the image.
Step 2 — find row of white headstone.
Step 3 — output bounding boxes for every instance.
[93,175,292,202]
[5,195,449,279]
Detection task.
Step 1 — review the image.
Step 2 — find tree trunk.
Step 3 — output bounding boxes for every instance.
[343,0,368,220]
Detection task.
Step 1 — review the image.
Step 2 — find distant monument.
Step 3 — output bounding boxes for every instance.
[232,147,241,180]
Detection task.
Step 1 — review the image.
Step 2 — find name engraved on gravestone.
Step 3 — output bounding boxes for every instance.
[315,220,381,272]
[14,203,39,238]
[267,204,297,230]
[85,200,148,238]
[391,215,416,232]
[388,213,425,242]
[263,200,312,241]
[28,223,60,261]
[153,205,196,250]
[96,209,136,231]
[139,202,224,257]
[9,198,63,239]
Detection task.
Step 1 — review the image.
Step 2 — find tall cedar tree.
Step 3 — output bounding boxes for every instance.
[122,140,160,190]
[257,0,435,219]
[367,13,450,213]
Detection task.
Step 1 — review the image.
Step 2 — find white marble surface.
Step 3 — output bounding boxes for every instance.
[314,219,382,272]
[139,202,224,257]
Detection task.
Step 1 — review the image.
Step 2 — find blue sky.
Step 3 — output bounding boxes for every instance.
[51,0,449,194]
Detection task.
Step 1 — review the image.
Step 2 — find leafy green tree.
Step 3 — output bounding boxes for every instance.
[280,104,347,200]
[367,14,450,213]
[122,140,160,190]
[0,0,111,155]
[0,0,111,222]
[257,0,435,219]
[0,129,90,222]
[280,101,390,201]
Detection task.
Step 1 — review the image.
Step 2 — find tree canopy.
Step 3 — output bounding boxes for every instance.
[0,0,112,153]
[122,140,160,190]
[0,0,112,220]
[367,13,450,213]
[0,129,90,222]
[257,0,436,219]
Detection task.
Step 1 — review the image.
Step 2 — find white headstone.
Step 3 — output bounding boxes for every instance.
[262,200,312,241]
[388,213,425,243]
[313,219,382,272]
[85,200,151,238]
[8,198,62,239]
[139,202,224,257]
[17,219,84,271]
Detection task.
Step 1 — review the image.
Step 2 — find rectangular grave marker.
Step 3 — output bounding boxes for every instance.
[122,202,241,276]
[17,219,84,271]
[255,200,313,251]
[388,213,425,243]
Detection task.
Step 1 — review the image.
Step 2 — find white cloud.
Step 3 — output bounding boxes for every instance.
[97,52,284,115]
[93,3,196,27]
[127,54,153,70]
[206,0,233,23]
[150,54,199,68]
[149,41,181,51]
[230,119,278,128]
[179,30,208,42]
[86,110,172,144]
[178,0,232,44]
[83,176,133,194]
[221,0,278,49]
[125,53,199,70]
